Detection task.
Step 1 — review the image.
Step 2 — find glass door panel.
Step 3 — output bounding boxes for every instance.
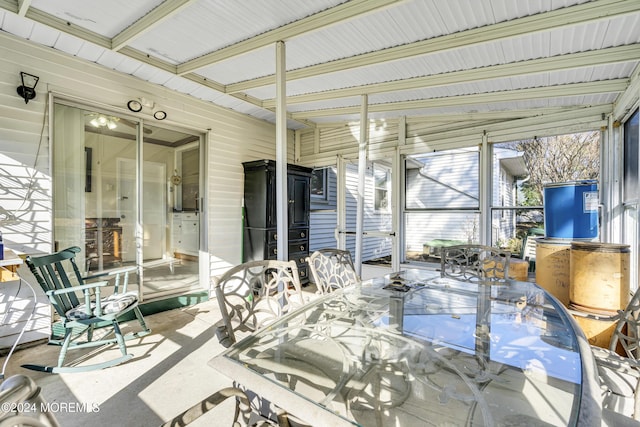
[53,103,140,295]
[404,148,480,269]
[141,125,201,299]
[339,157,395,278]
[53,101,204,301]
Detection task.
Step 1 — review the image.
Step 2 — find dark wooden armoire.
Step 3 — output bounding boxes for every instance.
[242,159,312,283]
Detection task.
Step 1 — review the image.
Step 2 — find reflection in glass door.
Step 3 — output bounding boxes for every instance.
[53,101,203,302]
[141,124,201,298]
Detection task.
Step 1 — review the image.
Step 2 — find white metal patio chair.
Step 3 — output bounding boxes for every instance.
[213,260,306,348]
[307,248,360,295]
[440,244,511,283]
[592,288,640,420]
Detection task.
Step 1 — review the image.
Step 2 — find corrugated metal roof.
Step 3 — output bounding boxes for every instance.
[1,0,638,129]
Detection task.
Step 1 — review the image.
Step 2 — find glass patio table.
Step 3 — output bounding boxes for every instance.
[209,269,601,426]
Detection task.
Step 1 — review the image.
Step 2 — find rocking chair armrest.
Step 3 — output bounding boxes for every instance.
[84,266,136,293]
[46,281,110,317]
[45,281,110,296]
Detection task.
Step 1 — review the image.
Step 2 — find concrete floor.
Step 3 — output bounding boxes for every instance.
[0,296,257,426]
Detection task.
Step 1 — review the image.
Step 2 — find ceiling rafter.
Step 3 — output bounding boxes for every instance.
[263,44,640,107]
[313,107,577,128]
[176,0,401,76]
[227,0,640,93]
[119,46,178,74]
[16,0,29,16]
[405,106,610,124]
[290,79,629,119]
[112,0,198,51]
[180,74,317,128]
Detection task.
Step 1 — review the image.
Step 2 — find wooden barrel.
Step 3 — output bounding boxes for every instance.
[569,242,630,315]
[535,238,571,306]
[571,313,618,350]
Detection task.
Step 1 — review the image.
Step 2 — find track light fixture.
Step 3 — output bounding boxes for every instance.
[127,98,166,120]
[17,72,39,104]
[127,100,142,112]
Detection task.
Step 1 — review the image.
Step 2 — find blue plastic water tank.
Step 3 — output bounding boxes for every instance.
[543,180,598,239]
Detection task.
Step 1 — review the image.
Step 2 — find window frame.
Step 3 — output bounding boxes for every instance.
[374,163,391,213]
[310,167,328,202]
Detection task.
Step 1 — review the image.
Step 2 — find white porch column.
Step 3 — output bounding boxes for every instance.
[275,40,288,261]
[355,95,368,275]
[391,147,401,272]
[480,133,491,245]
[336,155,347,250]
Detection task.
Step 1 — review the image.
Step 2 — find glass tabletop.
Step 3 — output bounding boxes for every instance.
[210,269,590,426]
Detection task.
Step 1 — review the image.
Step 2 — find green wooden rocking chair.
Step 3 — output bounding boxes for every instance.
[24,246,150,373]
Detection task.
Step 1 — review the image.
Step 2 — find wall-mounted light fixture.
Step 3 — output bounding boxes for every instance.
[153,110,167,120]
[17,72,39,104]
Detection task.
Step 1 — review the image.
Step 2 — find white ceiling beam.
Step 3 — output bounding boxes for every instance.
[311,108,578,128]
[290,80,629,119]
[118,46,178,74]
[176,0,401,76]
[613,63,640,119]
[112,0,198,51]
[17,0,30,16]
[229,0,640,93]
[406,107,594,124]
[399,105,612,153]
[263,45,640,107]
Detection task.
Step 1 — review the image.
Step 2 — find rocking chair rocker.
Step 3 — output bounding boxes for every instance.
[24,246,150,373]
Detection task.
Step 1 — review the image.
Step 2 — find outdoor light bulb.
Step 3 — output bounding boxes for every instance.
[22,73,38,88]
[89,118,100,127]
[98,116,107,126]
[107,120,117,130]
[127,100,142,112]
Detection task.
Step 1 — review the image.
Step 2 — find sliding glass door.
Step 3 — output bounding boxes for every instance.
[53,100,203,301]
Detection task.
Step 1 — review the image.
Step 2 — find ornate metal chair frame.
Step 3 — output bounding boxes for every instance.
[24,246,150,373]
[213,260,305,348]
[210,260,307,425]
[307,249,360,295]
[592,289,640,420]
[440,244,511,282]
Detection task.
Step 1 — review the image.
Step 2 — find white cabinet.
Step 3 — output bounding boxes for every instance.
[172,212,199,256]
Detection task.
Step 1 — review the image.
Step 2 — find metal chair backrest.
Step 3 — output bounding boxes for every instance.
[213,260,304,347]
[440,244,511,282]
[610,289,640,360]
[307,249,360,294]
